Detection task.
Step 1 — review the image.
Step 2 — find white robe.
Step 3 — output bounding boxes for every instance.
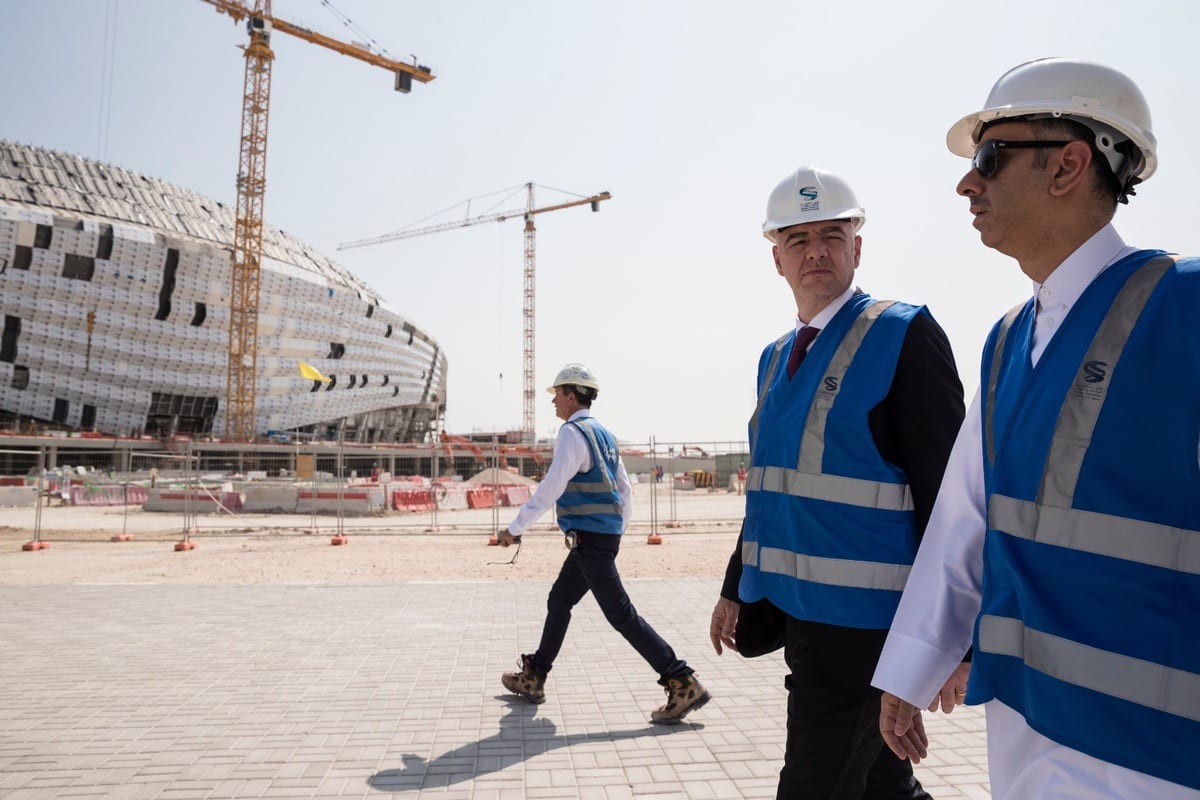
[871,224,1200,799]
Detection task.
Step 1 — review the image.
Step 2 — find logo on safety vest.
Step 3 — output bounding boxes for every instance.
[1083,360,1108,383]
[823,376,839,392]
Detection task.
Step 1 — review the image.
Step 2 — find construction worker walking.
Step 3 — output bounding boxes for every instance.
[499,363,710,724]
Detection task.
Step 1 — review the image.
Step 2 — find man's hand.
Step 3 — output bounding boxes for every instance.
[928,661,971,713]
[709,597,740,655]
[498,529,520,547]
[879,692,929,764]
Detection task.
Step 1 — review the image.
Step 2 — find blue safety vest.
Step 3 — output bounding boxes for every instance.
[975,249,1200,790]
[556,417,623,534]
[740,294,923,629]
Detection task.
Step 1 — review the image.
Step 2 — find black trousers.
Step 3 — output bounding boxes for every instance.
[778,617,930,800]
[531,530,688,681]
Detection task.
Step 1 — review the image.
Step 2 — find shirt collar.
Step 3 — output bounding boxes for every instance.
[568,409,592,422]
[797,284,856,331]
[1035,223,1135,312]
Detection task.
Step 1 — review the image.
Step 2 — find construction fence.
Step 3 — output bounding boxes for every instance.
[1,439,751,542]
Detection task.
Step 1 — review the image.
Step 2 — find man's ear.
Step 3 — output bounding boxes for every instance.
[773,245,783,275]
[1049,140,1094,198]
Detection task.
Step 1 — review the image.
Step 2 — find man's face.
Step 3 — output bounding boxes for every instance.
[956,120,1058,258]
[551,386,579,422]
[772,218,861,309]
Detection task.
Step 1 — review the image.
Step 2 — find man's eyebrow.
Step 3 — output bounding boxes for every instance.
[783,225,845,243]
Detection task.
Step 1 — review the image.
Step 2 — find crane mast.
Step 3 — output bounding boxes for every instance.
[226,4,273,444]
[338,185,612,440]
[522,186,536,436]
[199,0,435,441]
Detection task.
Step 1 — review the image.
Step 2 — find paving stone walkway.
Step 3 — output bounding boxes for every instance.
[0,579,989,799]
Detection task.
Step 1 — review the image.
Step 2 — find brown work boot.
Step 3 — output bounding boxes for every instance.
[650,673,710,724]
[501,654,546,704]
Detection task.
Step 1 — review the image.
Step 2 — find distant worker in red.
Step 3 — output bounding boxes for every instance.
[498,363,710,724]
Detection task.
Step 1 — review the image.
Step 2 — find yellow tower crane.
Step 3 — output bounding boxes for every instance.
[337,183,612,440]
[199,0,435,441]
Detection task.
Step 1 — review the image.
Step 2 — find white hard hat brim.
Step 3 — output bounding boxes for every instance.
[763,211,865,243]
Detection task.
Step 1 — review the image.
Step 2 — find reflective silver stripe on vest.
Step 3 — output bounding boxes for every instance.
[978,614,1200,722]
[748,331,791,435]
[558,502,622,515]
[989,493,1200,575]
[1038,256,1175,506]
[742,540,910,590]
[748,465,913,511]
[798,301,895,474]
[986,303,1026,467]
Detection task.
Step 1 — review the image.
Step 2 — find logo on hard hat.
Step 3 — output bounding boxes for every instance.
[798,186,820,213]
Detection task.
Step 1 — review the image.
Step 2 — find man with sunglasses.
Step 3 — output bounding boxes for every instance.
[709,166,965,799]
[873,58,1200,798]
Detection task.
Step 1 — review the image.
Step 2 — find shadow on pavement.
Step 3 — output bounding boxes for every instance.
[367,696,703,792]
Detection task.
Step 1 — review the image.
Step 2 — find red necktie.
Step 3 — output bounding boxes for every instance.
[787,326,820,379]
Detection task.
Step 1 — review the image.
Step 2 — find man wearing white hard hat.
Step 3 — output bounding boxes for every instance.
[497,363,709,724]
[709,167,965,798]
[873,58,1200,799]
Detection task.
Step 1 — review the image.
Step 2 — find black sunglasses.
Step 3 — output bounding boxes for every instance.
[972,139,1074,179]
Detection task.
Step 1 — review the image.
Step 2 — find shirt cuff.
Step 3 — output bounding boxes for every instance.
[871,630,965,708]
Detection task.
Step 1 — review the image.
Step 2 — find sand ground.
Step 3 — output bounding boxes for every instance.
[0,503,737,585]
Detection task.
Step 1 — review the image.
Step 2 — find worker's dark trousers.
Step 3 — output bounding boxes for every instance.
[531,530,689,682]
[777,618,930,800]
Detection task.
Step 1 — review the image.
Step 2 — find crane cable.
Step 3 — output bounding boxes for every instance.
[381,183,593,238]
[317,0,397,60]
[96,0,120,161]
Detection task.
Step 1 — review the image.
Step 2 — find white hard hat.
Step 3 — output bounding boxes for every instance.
[762,166,865,243]
[947,58,1156,184]
[547,363,599,393]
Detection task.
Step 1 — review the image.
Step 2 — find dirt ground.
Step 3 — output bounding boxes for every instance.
[0,514,736,585]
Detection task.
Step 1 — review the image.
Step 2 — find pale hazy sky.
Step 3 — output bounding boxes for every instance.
[3,0,1198,443]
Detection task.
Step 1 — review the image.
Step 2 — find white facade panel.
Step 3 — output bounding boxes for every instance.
[0,141,447,442]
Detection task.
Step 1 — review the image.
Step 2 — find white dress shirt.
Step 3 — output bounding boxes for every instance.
[506,409,633,536]
[872,224,1199,799]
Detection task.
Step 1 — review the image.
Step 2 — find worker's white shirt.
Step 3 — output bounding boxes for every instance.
[506,409,632,536]
[873,224,1199,799]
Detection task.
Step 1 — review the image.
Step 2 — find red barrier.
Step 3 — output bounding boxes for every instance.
[392,489,435,512]
[69,485,149,506]
[499,485,532,506]
[156,490,244,511]
[466,487,496,509]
